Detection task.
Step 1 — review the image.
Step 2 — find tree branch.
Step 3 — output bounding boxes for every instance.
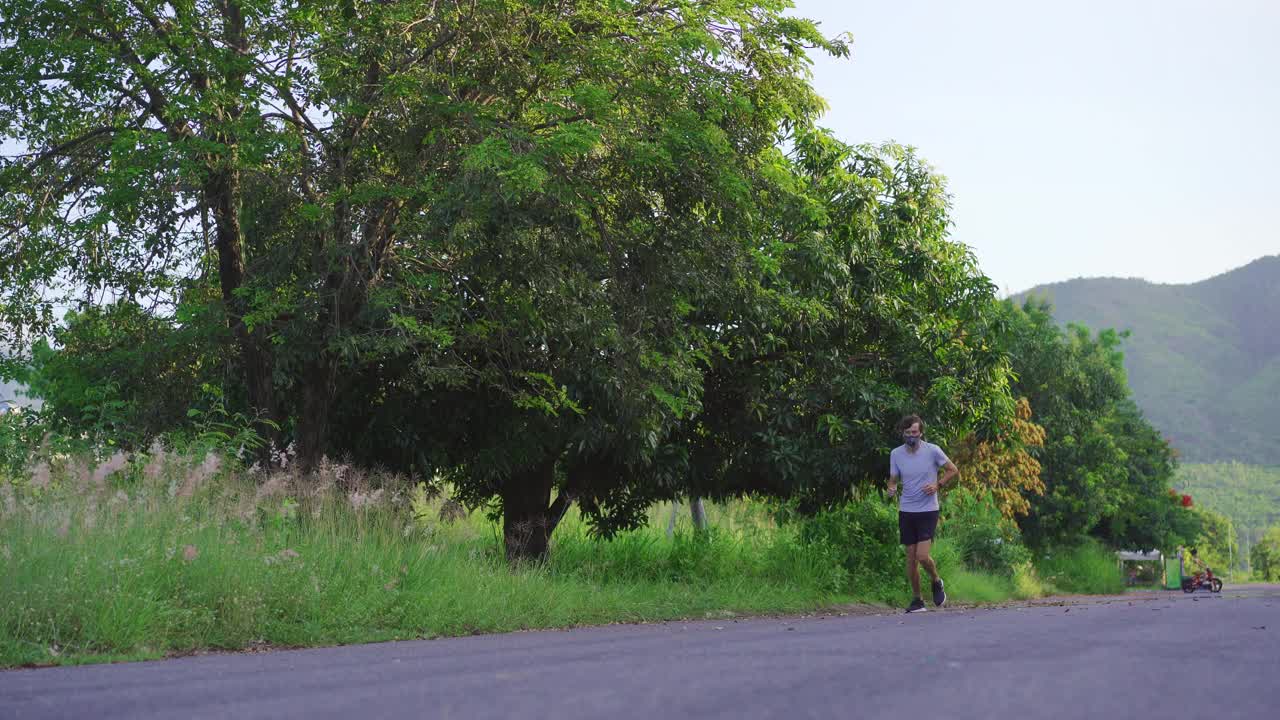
[19,127,119,168]
[89,8,194,140]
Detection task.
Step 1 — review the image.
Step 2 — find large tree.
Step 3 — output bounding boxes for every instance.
[657,132,1017,513]
[333,130,1018,557]
[997,299,1130,546]
[2,0,861,559]
[1092,399,1201,551]
[998,298,1202,550]
[1,1,842,462]
[3,1,1027,562]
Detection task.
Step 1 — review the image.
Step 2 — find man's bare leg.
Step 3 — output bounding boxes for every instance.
[916,538,941,583]
[906,543,921,599]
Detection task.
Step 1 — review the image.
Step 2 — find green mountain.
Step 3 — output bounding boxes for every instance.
[1015,254,1280,465]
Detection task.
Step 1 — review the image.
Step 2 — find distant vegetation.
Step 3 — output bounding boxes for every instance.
[1017,255,1280,466]
[1175,462,1280,569]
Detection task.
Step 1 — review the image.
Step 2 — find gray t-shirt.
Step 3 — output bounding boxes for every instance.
[889,441,950,513]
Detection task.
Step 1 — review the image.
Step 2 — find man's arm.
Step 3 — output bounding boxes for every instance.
[923,461,959,495]
[887,452,899,497]
[939,460,959,487]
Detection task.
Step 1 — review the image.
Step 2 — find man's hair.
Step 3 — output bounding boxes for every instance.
[897,414,925,433]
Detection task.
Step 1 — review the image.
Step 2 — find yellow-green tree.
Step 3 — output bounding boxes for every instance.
[950,397,1046,520]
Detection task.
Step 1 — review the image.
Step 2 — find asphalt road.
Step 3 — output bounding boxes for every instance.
[3,585,1278,720]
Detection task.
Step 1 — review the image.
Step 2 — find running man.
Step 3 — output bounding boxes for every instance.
[888,414,959,613]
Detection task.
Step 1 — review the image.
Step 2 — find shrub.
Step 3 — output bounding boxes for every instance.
[1011,561,1049,599]
[790,494,901,603]
[941,487,1031,575]
[0,409,85,486]
[1035,539,1124,595]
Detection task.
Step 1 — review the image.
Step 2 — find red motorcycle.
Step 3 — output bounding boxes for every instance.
[1181,555,1223,593]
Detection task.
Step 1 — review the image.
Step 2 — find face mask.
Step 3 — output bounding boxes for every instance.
[904,435,920,447]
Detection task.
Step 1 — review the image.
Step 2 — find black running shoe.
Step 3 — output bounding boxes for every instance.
[905,597,928,614]
[932,578,947,607]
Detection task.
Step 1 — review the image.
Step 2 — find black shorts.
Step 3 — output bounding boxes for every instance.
[899,510,939,546]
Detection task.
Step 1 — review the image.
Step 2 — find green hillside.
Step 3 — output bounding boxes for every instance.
[1175,463,1280,569]
[1016,255,1280,465]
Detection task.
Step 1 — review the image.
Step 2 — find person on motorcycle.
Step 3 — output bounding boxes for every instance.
[1180,546,1223,592]
[1188,547,1208,574]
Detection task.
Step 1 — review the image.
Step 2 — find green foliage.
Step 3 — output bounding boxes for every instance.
[997,300,1129,547]
[550,523,848,596]
[1010,562,1051,600]
[992,299,1195,553]
[1091,400,1202,551]
[1175,462,1280,571]
[0,0,1025,562]
[786,495,902,603]
[0,446,1151,666]
[1034,540,1125,596]
[0,406,93,486]
[0,409,43,483]
[17,300,228,451]
[0,0,881,560]
[172,385,278,459]
[0,457,849,667]
[1188,505,1238,573]
[1249,525,1280,582]
[647,133,1016,517]
[942,487,1031,575]
[1017,255,1280,465]
[934,561,1015,604]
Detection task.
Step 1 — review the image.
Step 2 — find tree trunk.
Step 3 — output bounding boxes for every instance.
[667,496,710,537]
[205,3,281,455]
[502,458,558,564]
[690,495,708,531]
[295,359,337,473]
[205,168,281,454]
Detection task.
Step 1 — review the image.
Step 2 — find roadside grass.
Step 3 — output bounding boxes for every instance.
[1034,540,1126,595]
[0,449,1126,667]
[0,452,850,667]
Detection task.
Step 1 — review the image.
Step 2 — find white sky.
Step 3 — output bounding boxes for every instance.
[790,0,1280,294]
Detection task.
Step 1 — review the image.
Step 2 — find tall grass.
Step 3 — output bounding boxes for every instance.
[1034,540,1126,595]
[0,447,1129,667]
[0,450,848,666]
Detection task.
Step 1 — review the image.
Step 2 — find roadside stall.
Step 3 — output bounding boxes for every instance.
[1115,550,1166,587]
